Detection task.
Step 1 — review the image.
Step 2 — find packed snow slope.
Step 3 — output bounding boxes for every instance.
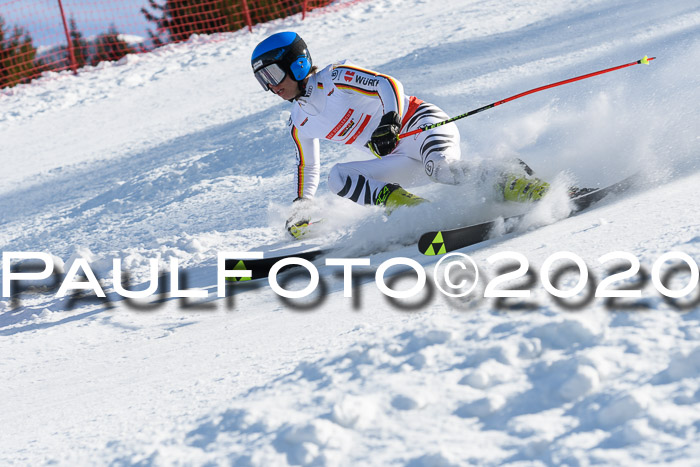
[1,0,699,465]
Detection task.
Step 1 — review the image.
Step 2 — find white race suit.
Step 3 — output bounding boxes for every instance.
[287,61,461,205]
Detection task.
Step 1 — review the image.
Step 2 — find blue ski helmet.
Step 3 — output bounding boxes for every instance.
[251,32,312,90]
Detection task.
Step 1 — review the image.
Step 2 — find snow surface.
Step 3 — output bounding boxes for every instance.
[1,0,699,465]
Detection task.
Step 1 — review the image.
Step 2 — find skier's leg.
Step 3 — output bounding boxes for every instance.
[395,101,463,185]
[328,155,426,210]
[327,101,462,209]
[400,101,551,201]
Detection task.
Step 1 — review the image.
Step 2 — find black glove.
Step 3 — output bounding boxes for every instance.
[368,111,401,158]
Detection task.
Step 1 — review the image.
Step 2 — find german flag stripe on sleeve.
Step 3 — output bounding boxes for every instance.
[335,84,378,97]
[291,126,305,198]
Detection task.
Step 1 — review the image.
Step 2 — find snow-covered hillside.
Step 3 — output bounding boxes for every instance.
[1,0,699,465]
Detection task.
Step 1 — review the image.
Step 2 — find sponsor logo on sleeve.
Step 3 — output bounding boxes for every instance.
[355,75,380,87]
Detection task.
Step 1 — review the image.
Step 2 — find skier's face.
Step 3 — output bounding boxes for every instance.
[268,74,299,101]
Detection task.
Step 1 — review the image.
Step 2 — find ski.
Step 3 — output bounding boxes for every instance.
[226,174,639,279]
[224,248,327,281]
[418,173,639,256]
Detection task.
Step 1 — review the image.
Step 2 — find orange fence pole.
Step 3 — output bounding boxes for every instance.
[241,0,253,32]
[56,0,78,73]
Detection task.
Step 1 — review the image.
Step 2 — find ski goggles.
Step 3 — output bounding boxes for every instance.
[254,63,286,90]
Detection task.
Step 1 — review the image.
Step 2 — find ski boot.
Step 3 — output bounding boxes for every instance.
[286,219,312,239]
[375,183,427,213]
[501,174,550,202]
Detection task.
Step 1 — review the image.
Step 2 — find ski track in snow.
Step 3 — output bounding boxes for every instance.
[1,0,699,465]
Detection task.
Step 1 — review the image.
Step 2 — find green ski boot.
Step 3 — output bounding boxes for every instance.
[502,175,550,202]
[375,183,427,213]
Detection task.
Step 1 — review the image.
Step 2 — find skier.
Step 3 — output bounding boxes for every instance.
[251,32,550,238]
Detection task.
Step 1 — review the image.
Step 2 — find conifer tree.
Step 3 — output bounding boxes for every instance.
[91,25,136,66]
[141,0,278,44]
[0,16,38,89]
[69,18,89,69]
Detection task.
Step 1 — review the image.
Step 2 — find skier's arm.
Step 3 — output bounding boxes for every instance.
[331,64,405,116]
[290,123,321,200]
[332,64,406,157]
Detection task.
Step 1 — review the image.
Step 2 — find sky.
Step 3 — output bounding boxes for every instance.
[0,0,151,46]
